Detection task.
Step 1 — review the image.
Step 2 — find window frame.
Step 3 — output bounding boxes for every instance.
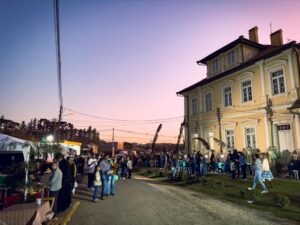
[227,50,236,66]
[204,92,213,112]
[211,58,220,73]
[191,98,198,116]
[240,79,253,103]
[223,86,233,107]
[270,68,286,96]
[225,129,235,149]
[244,127,257,149]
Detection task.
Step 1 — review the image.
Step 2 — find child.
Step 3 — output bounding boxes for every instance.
[92,166,102,202]
[261,153,274,188]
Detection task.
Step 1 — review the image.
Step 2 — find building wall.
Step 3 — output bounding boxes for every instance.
[185,49,300,156]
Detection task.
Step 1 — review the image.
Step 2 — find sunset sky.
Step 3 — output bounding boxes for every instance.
[1,0,300,143]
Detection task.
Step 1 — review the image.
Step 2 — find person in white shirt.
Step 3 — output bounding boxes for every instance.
[261,153,274,188]
[87,154,97,190]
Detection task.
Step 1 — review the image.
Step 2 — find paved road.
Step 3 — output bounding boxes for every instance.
[70,176,294,225]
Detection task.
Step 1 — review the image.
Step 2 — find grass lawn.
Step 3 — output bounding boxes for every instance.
[135,167,300,223]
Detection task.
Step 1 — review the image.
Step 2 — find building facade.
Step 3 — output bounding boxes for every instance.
[177,27,300,157]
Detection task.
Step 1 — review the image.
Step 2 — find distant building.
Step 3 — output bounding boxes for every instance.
[177,27,300,156]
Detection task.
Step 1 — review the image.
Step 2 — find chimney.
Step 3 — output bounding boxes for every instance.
[270,29,283,46]
[248,26,259,43]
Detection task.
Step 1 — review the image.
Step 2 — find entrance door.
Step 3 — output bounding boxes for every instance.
[277,124,293,152]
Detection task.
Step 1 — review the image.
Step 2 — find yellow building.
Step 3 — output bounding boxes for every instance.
[177,27,300,157]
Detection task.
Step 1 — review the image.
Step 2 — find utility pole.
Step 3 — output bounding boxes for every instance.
[217,107,223,154]
[151,124,162,152]
[112,128,115,157]
[53,0,63,142]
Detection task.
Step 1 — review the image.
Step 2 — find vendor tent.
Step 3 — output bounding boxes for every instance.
[0,133,35,162]
[0,133,36,199]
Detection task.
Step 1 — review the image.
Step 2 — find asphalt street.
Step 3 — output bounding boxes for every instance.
[69,176,295,225]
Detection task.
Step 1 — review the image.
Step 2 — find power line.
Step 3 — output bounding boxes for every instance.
[63,107,183,122]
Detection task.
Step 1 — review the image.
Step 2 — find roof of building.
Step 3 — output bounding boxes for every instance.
[197,36,266,64]
[177,41,298,95]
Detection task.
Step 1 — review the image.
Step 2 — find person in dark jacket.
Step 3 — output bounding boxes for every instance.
[230,149,239,180]
[56,153,72,212]
[238,152,247,180]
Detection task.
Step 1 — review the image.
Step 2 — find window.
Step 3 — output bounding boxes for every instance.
[225,129,235,148]
[245,127,256,148]
[227,50,236,65]
[241,80,252,102]
[212,59,220,73]
[224,86,232,107]
[205,93,212,112]
[271,69,285,95]
[191,98,197,116]
[277,124,291,131]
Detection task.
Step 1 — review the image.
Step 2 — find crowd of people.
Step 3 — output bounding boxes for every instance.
[84,153,133,202]
[135,150,277,188]
[26,151,134,216]
[23,148,298,217]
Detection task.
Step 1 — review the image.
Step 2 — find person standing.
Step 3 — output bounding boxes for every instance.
[127,157,133,179]
[238,152,247,180]
[99,154,110,199]
[171,156,177,180]
[92,166,101,202]
[230,150,239,180]
[200,155,207,176]
[248,154,268,193]
[69,157,77,194]
[194,152,200,177]
[120,157,127,179]
[261,153,274,188]
[49,161,62,215]
[56,154,72,212]
[87,154,97,190]
[210,153,216,173]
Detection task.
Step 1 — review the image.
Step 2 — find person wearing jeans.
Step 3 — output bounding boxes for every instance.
[248,154,268,193]
[100,155,111,199]
[238,152,247,180]
[49,161,62,215]
[92,166,101,202]
[107,174,115,195]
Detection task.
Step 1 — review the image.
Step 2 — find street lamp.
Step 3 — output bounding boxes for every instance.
[46,135,54,143]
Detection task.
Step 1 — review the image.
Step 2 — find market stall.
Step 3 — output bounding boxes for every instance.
[0,133,36,206]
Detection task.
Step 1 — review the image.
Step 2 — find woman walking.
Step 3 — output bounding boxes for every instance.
[92,166,101,202]
[248,154,268,193]
[261,153,274,188]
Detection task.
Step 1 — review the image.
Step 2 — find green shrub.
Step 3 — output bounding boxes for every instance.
[273,195,290,209]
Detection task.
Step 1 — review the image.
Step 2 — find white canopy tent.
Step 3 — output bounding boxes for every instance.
[0,133,35,162]
[0,133,36,199]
